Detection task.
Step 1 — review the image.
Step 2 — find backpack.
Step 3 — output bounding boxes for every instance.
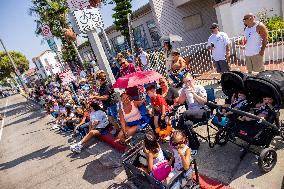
[152,160,172,181]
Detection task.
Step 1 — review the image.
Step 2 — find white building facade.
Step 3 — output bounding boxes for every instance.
[32,50,62,79]
[78,0,284,65]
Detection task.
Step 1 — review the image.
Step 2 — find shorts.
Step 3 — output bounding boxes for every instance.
[126,119,143,127]
[96,127,109,135]
[107,104,118,120]
[51,112,59,118]
[245,54,264,73]
[213,60,230,73]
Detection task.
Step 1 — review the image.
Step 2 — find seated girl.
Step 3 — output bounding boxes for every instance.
[166,130,191,184]
[138,132,165,173]
[116,92,145,143]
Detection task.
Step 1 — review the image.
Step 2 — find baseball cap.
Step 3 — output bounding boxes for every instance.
[210,23,219,29]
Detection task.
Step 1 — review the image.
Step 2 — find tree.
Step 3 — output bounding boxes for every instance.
[0,51,29,80]
[29,0,78,66]
[112,0,132,45]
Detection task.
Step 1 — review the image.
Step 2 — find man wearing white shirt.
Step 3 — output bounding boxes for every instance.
[138,48,149,70]
[207,23,230,73]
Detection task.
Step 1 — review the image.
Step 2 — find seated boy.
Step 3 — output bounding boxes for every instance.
[146,86,169,135]
[70,102,109,153]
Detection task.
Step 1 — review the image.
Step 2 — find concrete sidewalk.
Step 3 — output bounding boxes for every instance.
[0,94,283,189]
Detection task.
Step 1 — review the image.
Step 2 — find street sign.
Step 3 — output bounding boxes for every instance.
[46,38,58,52]
[67,0,90,12]
[41,24,53,39]
[73,7,104,33]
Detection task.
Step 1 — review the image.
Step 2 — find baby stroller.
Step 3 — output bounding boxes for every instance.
[211,71,250,145]
[209,70,284,172]
[122,141,200,189]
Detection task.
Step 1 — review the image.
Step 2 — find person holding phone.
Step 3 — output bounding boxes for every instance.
[207,23,231,74]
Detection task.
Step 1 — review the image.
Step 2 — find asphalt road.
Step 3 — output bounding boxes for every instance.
[0,94,283,189]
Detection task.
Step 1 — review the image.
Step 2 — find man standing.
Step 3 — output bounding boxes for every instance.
[137,48,149,70]
[207,23,230,74]
[243,13,268,74]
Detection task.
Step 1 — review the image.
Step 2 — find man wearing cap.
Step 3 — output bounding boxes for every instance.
[243,13,268,74]
[207,23,230,74]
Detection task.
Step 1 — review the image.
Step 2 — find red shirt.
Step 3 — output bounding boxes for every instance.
[151,94,169,113]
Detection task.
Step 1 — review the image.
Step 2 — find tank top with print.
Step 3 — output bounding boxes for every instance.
[244,22,262,56]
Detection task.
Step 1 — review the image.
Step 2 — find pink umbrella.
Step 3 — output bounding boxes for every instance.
[112,71,163,88]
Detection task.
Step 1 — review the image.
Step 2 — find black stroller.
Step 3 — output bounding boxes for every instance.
[122,141,201,189]
[209,70,284,172]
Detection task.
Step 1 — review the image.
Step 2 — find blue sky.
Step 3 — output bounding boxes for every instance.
[0,0,149,68]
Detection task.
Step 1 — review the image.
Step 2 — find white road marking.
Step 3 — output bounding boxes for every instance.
[0,98,9,142]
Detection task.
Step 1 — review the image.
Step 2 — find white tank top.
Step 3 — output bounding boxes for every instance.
[244,22,262,56]
[121,101,142,123]
[173,145,189,171]
[164,50,173,73]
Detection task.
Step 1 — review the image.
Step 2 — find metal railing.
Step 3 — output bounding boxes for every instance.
[146,29,284,78]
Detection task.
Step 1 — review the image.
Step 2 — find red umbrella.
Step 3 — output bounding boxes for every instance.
[112,71,163,88]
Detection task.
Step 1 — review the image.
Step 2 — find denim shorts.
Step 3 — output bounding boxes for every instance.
[126,119,143,127]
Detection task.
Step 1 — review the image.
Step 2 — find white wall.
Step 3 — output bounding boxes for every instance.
[216,0,282,37]
[99,7,158,58]
[38,51,61,77]
[150,0,217,46]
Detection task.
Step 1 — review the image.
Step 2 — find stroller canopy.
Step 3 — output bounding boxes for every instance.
[221,71,247,97]
[245,70,284,108]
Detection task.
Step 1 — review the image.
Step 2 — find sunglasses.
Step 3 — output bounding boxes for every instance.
[243,17,250,21]
[159,81,165,85]
[170,140,185,147]
[184,80,192,83]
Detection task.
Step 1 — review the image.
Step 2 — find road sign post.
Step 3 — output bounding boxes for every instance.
[71,6,115,84]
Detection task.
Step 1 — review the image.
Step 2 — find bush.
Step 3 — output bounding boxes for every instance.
[257,10,284,43]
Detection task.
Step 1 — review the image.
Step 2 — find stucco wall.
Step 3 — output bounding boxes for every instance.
[149,0,217,46]
[216,0,282,37]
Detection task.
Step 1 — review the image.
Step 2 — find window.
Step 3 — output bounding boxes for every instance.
[146,20,161,48]
[182,14,203,31]
[110,35,129,53]
[38,60,44,68]
[133,25,149,49]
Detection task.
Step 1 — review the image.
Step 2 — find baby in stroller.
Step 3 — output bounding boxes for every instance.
[237,96,275,122]
[212,91,249,128]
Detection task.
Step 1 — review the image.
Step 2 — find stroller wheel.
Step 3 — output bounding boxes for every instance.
[258,148,277,173]
[215,129,229,146]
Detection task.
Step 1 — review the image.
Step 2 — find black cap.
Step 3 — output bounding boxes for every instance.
[210,23,219,29]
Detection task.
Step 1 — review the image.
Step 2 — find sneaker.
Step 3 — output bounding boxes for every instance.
[165,136,170,142]
[52,124,60,130]
[191,150,198,156]
[70,143,82,153]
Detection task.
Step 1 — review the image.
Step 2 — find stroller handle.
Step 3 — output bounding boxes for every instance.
[206,101,279,131]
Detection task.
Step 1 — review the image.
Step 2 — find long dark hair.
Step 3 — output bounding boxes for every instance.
[144,132,160,154]
[90,102,102,111]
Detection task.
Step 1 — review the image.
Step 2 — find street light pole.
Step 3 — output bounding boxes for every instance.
[0,38,29,93]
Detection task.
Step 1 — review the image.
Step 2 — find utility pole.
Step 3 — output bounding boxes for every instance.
[127,13,135,55]
[71,41,84,68]
[0,38,29,93]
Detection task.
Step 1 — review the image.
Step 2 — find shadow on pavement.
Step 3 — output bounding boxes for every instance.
[195,134,284,185]
[81,151,124,185]
[0,145,69,171]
